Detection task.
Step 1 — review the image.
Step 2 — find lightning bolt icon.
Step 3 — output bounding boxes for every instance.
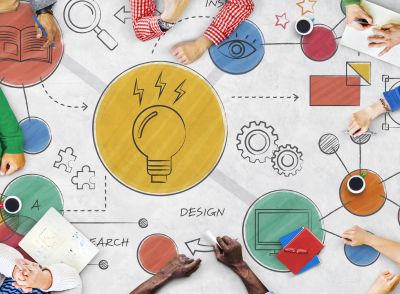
[173,80,186,104]
[133,78,144,105]
[155,72,166,99]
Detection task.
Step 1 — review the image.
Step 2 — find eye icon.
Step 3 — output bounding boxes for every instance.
[209,20,265,75]
[218,40,256,59]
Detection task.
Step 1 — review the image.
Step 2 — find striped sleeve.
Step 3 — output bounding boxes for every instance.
[204,0,254,45]
[130,0,165,41]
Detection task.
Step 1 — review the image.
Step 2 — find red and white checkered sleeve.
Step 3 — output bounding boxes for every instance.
[130,0,165,42]
[204,0,254,45]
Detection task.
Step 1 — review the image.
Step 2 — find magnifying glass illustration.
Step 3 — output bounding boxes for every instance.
[64,0,118,50]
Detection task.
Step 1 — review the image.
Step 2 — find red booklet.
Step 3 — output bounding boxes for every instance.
[276,228,324,274]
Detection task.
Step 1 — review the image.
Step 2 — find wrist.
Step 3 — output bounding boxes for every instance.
[230,260,248,275]
[160,12,177,24]
[196,36,213,51]
[364,232,375,246]
[369,100,387,119]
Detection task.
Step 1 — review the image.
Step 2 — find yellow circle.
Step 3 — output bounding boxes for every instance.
[94,62,227,195]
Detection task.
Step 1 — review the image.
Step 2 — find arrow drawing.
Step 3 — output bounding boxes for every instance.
[185,238,214,256]
[231,94,299,102]
[41,82,88,111]
[114,6,131,24]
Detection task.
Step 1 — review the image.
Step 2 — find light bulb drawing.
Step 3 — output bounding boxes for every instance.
[133,105,186,183]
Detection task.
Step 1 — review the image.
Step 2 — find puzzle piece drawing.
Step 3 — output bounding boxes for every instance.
[71,165,96,190]
[53,147,77,173]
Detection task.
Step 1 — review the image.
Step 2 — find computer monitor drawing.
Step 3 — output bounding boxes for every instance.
[255,209,311,254]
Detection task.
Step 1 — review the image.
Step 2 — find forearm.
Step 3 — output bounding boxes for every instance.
[204,0,254,45]
[45,264,81,292]
[0,89,24,154]
[232,262,268,294]
[0,244,23,278]
[366,235,400,264]
[130,273,172,294]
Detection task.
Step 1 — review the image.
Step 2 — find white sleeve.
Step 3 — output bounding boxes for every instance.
[0,243,23,278]
[43,264,81,293]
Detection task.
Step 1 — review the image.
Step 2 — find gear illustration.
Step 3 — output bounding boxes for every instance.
[271,144,303,177]
[236,121,279,163]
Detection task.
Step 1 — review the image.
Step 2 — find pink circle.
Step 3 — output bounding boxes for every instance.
[301,25,338,62]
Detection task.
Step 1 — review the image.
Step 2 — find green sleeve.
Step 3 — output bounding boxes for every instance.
[344,0,361,5]
[0,88,24,154]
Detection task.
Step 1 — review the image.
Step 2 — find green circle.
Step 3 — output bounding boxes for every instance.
[2,175,63,235]
[243,190,324,272]
[341,0,346,15]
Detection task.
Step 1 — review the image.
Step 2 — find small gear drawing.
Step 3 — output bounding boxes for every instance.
[271,144,303,177]
[237,121,279,163]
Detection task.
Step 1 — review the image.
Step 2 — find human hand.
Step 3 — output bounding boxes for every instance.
[346,4,373,30]
[348,100,386,137]
[1,153,25,176]
[171,36,213,65]
[214,236,244,269]
[12,259,52,291]
[368,271,400,294]
[161,0,190,23]
[342,226,372,246]
[36,13,60,48]
[368,24,400,56]
[159,254,201,279]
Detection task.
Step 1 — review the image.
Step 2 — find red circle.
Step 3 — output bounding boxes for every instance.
[137,234,178,275]
[0,3,63,88]
[301,25,338,62]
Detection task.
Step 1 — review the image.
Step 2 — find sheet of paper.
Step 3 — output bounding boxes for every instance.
[341,0,400,67]
[19,208,99,272]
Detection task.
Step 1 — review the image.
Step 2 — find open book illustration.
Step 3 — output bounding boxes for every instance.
[0,26,52,63]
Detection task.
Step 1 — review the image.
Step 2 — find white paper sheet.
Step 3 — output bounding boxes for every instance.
[19,208,99,273]
[341,0,400,67]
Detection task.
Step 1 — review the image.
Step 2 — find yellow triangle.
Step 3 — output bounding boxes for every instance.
[349,63,371,84]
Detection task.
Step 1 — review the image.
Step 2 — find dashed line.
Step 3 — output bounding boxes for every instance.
[64,175,108,213]
[151,16,214,54]
[41,81,87,110]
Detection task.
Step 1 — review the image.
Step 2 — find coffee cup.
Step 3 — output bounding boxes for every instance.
[2,196,22,214]
[347,175,366,194]
[295,17,314,36]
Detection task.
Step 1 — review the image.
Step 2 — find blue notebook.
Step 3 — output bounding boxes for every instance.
[279,227,320,273]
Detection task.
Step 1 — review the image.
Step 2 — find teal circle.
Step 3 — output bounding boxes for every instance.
[341,0,346,15]
[243,190,324,272]
[1,175,63,235]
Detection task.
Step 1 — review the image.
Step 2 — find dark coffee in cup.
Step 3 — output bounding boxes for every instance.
[297,19,311,34]
[3,196,22,214]
[347,175,366,194]
[295,17,314,36]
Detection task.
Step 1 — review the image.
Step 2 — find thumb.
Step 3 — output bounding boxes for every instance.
[35,23,42,39]
[0,158,8,175]
[5,163,16,176]
[362,13,373,25]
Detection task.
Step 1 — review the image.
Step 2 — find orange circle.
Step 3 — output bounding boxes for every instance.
[0,3,63,88]
[340,170,386,216]
[137,234,178,275]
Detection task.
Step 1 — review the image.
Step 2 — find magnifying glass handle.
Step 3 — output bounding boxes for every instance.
[96,29,118,51]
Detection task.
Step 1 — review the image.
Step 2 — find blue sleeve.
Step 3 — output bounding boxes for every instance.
[30,0,56,11]
[384,86,400,112]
